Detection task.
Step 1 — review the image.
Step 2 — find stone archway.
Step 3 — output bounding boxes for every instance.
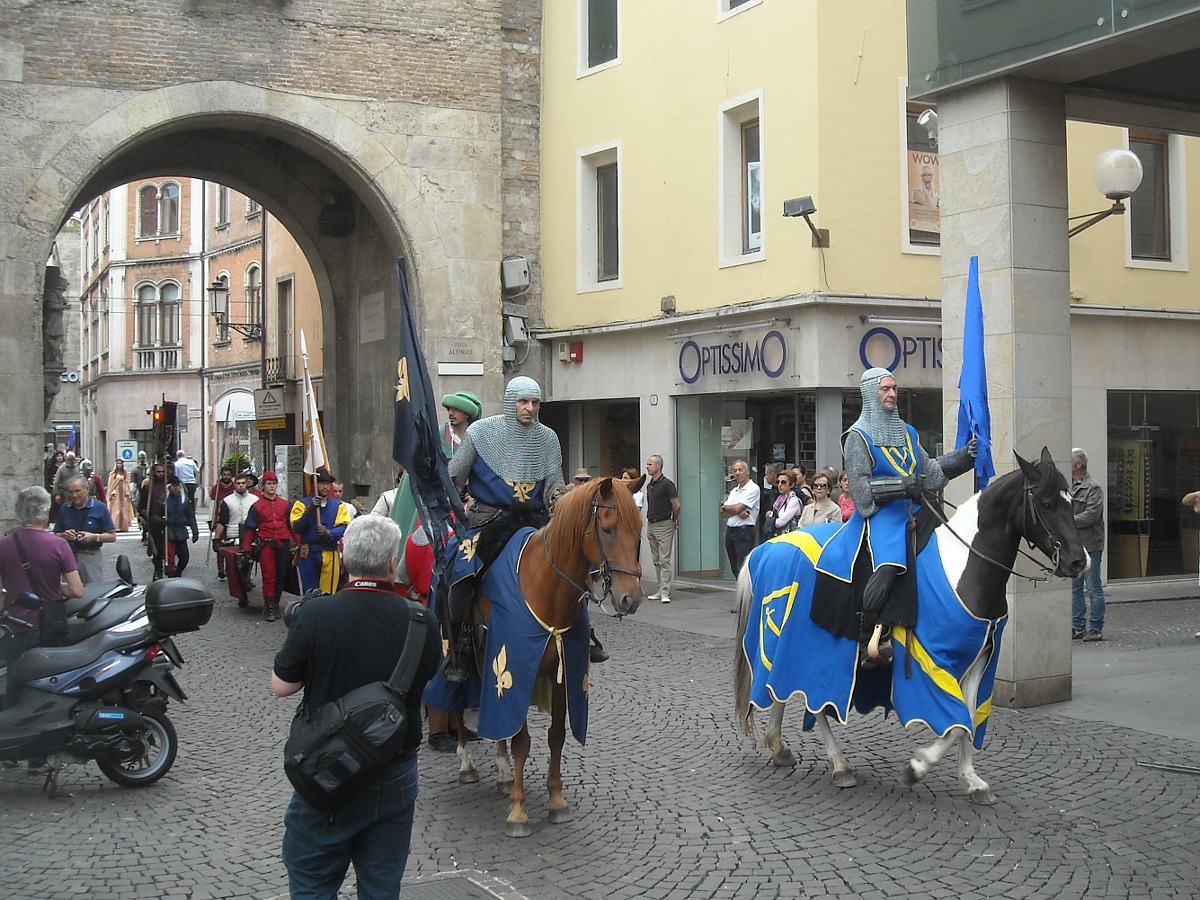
[2,80,514,524]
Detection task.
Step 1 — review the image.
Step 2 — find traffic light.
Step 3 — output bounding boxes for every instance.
[161,401,178,454]
[152,405,164,442]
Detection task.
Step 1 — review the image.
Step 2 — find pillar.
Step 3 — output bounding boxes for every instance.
[938,77,1073,707]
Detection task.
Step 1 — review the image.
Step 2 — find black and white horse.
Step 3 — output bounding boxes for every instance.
[734,448,1086,804]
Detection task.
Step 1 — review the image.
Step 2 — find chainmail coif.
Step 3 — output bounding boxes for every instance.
[852,367,910,447]
[465,376,562,483]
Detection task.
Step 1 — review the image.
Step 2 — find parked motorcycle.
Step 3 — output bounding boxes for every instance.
[0,556,213,792]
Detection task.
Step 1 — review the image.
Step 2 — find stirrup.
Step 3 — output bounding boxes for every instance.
[860,624,894,670]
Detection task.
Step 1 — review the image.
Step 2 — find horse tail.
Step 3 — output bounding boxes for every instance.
[733,560,757,738]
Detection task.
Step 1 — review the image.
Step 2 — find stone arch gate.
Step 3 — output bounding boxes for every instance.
[2,74,529,525]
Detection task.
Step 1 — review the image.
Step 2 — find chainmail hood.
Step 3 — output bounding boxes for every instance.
[852,367,910,447]
[468,377,562,482]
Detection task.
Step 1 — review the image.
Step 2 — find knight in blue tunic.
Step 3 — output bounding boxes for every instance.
[812,367,975,664]
[438,376,566,682]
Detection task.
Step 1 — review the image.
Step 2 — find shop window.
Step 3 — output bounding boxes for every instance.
[903,98,940,252]
[581,0,619,73]
[578,142,622,291]
[719,92,765,266]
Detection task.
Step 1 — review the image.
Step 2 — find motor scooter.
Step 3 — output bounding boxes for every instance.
[0,555,213,793]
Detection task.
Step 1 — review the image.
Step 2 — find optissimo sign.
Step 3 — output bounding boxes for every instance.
[677,330,788,385]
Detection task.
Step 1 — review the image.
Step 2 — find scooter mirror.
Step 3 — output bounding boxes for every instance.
[116,554,134,585]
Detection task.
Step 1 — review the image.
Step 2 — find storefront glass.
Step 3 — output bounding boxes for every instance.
[1107,391,1200,579]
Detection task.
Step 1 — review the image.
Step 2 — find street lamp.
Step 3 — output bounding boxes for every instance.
[207,279,262,340]
[1068,148,1144,238]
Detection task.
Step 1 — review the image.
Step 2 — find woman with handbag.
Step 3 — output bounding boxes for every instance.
[765,471,803,536]
[0,486,84,707]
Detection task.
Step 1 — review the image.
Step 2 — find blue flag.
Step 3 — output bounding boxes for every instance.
[392,259,466,562]
[955,256,996,488]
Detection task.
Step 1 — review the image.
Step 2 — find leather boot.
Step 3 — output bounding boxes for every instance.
[264,597,277,622]
[440,624,472,683]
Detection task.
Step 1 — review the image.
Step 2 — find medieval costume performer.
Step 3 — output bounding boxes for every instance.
[289,467,352,594]
[243,471,294,621]
[106,460,135,532]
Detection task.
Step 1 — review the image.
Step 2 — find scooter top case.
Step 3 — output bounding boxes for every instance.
[145,579,214,635]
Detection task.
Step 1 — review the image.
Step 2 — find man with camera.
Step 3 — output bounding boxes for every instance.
[53,475,117,585]
[272,515,440,899]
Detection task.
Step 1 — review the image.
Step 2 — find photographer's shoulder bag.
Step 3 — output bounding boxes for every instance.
[283,599,429,812]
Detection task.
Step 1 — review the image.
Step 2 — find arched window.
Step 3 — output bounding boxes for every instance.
[160,283,181,346]
[138,185,159,237]
[136,284,158,345]
[160,182,180,234]
[245,264,261,327]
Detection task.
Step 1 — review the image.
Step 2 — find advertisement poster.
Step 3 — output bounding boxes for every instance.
[907,149,940,243]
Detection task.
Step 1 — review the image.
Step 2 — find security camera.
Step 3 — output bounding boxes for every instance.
[917,109,938,145]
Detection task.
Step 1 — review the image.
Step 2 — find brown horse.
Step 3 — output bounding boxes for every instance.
[455,475,645,837]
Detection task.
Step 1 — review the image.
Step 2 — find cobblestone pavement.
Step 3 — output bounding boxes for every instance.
[2,537,1198,899]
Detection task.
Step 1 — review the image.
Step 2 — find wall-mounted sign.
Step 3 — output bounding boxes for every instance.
[858,326,942,372]
[676,329,789,386]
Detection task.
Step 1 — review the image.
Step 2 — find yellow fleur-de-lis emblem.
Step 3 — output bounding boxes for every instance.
[460,534,479,562]
[492,645,514,697]
[395,356,410,403]
[508,481,535,502]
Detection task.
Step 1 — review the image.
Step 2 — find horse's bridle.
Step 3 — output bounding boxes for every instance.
[541,497,640,617]
[923,476,1061,584]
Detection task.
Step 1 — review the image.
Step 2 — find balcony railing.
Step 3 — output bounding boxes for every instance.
[265,355,296,383]
[134,346,181,371]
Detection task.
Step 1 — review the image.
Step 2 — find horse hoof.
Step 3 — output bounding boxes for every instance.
[548,806,573,824]
[832,770,858,789]
[505,820,533,838]
[459,770,480,785]
[496,780,514,796]
[968,787,997,806]
[771,748,797,768]
[902,762,921,787]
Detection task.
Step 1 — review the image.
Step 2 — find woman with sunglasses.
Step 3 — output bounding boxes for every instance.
[799,475,841,527]
[764,472,803,535]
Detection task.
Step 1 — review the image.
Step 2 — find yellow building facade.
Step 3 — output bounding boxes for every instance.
[539,0,1200,581]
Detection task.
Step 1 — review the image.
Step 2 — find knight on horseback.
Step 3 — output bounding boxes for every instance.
[439,376,567,683]
[812,367,977,665]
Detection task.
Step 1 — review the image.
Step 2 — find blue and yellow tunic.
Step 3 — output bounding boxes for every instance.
[815,423,923,581]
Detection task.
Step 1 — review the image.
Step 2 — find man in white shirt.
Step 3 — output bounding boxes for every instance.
[720,458,760,576]
[173,450,201,508]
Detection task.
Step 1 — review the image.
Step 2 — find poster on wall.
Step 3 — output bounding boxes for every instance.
[1109,439,1151,521]
[907,151,940,241]
[722,419,753,455]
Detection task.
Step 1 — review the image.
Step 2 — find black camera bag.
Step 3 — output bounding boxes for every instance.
[283,600,428,812]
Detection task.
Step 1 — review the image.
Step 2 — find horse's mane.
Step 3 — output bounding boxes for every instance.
[544,477,641,562]
[971,453,1069,518]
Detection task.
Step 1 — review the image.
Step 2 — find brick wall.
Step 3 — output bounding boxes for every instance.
[3,0,506,111]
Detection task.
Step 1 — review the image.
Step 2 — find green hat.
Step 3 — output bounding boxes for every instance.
[442,391,482,420]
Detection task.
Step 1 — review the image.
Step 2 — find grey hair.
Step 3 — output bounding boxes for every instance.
[64,475,87,492]
[15,486,51,527]
[1071,447,1088,468]
[648,454,664,468]
[340,515,401,578]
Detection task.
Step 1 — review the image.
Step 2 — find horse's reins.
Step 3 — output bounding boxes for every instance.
[920,478,1061,584]
[541,497,638,618]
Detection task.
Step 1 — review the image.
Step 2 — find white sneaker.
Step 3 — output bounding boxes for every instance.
[660,595,671,603]
[648,593,661,601]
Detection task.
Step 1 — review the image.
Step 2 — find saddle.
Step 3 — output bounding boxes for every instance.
[809,500,941,644]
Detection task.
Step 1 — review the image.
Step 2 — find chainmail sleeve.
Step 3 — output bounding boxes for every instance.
[923,444,974,491]
[843,430,879,518]
[448,431,476,495]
